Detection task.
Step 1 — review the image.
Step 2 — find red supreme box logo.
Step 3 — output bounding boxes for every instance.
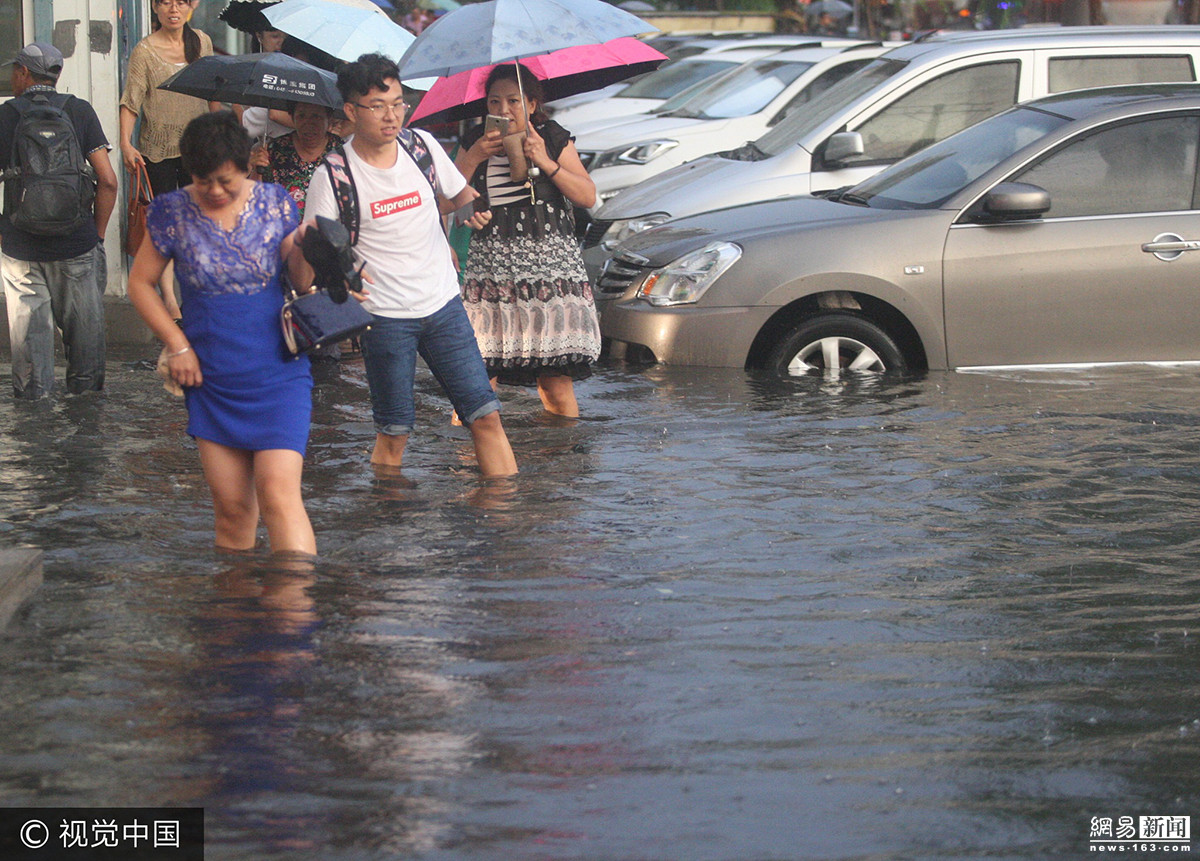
[371,192,421,218]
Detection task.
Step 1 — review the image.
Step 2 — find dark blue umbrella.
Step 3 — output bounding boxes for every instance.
[157,52,343,111]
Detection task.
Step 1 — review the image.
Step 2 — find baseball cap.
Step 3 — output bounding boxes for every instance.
[5,42,64,78]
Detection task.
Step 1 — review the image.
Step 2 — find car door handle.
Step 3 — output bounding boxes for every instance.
[1143,233,1200,261]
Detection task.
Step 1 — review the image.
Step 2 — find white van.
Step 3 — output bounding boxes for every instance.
[583,26,1200,283]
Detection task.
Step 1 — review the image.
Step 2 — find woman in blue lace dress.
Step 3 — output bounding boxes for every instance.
[128,111,315,554]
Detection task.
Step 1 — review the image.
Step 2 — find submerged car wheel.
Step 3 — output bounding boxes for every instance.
[768,313,907,377]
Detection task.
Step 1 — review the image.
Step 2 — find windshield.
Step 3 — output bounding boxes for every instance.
[658,59,816,119]
[845,105,1071,209]
[618,59,737,100]
[755,58,906,156]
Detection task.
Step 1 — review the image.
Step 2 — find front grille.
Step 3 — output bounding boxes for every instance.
[596,255,649,295]
[578,151,597,170]
[583,218,612,249]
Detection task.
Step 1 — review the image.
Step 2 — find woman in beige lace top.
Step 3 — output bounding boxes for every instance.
[119,0,217,320]
[119,0,217,197]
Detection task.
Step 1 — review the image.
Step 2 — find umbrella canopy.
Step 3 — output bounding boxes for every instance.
[218,0,277,35]
[409,37,666,126]
[396,0,658,80]
[158,52,343,111]
[264,0,417,63]
[219,0,387,35]
[807,0,854,17]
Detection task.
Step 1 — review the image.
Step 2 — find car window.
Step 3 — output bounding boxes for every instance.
[1048,55,1195,94]
[848,61,1021,164]
[850,104,1068,209]
[756,58,908,156]
[618,59,736,100]
[1013,115,1200,217]
[844,61,1022,167]
[769,58,874,125]
[668,59,816,119]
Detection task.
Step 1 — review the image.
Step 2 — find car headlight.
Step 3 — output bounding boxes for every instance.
[601,213,670,250]
[636,242,742,307]
[591,139,679,170]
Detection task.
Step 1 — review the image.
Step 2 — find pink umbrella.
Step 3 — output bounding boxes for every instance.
[408,37,666,126]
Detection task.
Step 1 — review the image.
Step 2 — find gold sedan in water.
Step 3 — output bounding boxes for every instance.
[599,84,1200,375]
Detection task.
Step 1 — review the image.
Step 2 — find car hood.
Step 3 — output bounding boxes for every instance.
[617,194,876,266]
[596,153,784,220]
[569,111,678,139]
[576,115,728,151]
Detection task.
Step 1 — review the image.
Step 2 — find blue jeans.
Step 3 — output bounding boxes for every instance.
[360,296,500,436]
[3,245,106,399]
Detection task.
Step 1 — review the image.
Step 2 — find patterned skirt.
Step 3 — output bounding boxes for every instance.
[461,215,601,388]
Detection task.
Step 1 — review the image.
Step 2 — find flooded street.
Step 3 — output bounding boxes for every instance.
[1,353,1198,859]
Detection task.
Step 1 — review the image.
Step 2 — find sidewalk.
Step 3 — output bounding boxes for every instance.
[0,295,154,358]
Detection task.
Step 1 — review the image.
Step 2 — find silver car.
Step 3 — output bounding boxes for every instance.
[598,84,1200,374]
[584,26,1200,285]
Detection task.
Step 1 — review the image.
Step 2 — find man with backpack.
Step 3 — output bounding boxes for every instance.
[300,53,517,476]
[0,42,118,398]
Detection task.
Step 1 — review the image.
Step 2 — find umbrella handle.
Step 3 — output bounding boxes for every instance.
[516,68,540,181]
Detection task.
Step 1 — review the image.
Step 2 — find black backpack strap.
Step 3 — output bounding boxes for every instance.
[397,128,438,197]
[322,144,360,246]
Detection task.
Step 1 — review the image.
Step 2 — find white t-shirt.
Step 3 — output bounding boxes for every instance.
[241,106,291,141]
[305,130,466,319]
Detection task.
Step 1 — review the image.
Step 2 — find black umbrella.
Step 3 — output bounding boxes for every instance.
[218,0,278,35]
[158,53,343,111]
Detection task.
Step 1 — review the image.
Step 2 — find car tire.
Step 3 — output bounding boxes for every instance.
[768,313,908,377]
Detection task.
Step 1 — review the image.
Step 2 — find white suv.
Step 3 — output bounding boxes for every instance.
[573,42,893,207]
[584,26,1200,285]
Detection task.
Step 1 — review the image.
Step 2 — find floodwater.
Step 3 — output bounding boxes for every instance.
[0,352,1198,860]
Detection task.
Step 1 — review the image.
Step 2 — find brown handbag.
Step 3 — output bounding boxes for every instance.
[125,163,153,256]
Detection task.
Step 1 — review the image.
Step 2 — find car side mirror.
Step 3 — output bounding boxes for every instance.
[978,182,1051,221]
[823,131,864,165]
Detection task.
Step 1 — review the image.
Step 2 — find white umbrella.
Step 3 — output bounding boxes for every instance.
[264,0,416,63]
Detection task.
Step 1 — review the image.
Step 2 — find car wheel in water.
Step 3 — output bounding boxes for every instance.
[768,313,907,377]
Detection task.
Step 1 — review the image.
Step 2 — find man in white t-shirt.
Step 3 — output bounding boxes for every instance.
[302,54,517,476]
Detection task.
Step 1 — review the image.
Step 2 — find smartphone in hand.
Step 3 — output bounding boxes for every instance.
[484,114,510,136]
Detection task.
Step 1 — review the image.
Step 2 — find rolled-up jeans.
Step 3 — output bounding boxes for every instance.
[3,244,106,398]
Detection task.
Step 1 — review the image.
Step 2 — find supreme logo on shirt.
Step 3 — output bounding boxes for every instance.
[371,191,422,218]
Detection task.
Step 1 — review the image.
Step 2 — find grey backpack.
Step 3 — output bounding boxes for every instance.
[3,92,94,236]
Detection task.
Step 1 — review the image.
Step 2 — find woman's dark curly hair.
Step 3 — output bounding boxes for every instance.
[179,111,252,178]
[486,64,548,126]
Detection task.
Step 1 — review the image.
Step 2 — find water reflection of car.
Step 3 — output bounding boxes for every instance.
[598,84,1200,375]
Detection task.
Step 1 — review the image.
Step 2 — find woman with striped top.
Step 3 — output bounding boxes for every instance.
[455,64,601,418]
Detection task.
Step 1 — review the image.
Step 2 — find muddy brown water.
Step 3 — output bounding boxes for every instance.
[1,353,1197,859]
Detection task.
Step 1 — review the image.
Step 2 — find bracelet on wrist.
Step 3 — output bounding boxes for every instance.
[167,345,191,358]
[547,162,561,179]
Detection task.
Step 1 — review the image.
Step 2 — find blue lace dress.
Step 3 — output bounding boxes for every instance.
[147,182,312,454]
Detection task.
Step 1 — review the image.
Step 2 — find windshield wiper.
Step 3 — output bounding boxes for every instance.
[656,108,704,119]
[715,140,770,162]
[822,186,869,206]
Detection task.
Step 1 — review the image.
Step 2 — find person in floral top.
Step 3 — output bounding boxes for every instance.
[252,103,341,216]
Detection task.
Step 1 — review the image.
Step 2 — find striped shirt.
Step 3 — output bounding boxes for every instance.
[485,153,530,207]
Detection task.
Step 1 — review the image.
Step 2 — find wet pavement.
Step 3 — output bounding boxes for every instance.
[0,353,1198,859]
